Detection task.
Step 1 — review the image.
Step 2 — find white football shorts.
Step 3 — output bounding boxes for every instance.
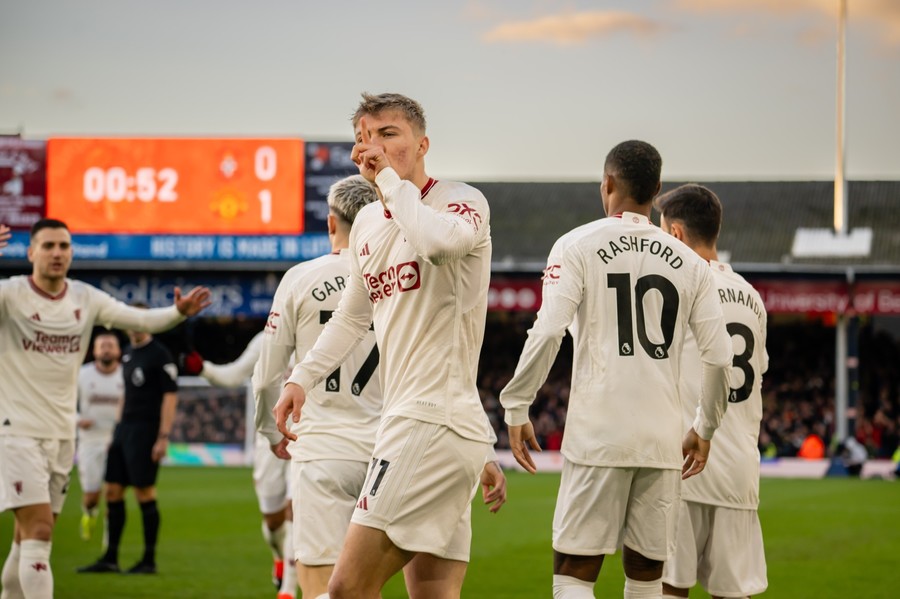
[291,458,368,565]
[350,416,491,562]
[0,435,74,514]
[76,436,112,494]
[662,500,768,597]
[553,461,680,561]
[253,435,290,514]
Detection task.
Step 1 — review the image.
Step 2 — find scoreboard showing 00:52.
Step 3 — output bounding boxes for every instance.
[46,138,305,235]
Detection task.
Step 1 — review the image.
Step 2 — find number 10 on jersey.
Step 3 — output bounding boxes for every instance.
[608,273,679,359]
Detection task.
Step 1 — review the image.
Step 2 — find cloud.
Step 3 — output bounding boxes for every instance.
[482,10,665,45]
[675,0,900,48]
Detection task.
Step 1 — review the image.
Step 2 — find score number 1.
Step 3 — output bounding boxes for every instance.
[256,146,275,224]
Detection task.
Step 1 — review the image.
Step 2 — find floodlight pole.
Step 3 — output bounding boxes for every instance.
[834,0,854,446]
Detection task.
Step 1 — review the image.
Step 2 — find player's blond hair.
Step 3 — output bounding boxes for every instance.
[327,175,379,226]
[352,93,427,135]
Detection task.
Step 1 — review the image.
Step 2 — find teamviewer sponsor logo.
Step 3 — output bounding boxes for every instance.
[364,261,421,304]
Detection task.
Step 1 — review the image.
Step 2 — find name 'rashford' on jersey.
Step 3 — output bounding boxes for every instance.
[680,261,768,509]
[254,250,381,462]
[288,168,495,444]
[0,276,185,440]
[500,213,733,469]
[77,363,124,443]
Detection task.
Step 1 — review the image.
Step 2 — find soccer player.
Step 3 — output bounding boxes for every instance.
[78,320,180,575]
[0,219,210,598]
[254,174,381,599]
[499,141,733,599]
[76,331,125,541]
[182,333,298,598]
[655,184,768,599]
[273,93,506,599]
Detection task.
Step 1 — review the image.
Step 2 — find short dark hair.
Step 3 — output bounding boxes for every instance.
[654,184,722,245]
[30,218,69,239]
[352,93,427,135]
[604,140,662,205]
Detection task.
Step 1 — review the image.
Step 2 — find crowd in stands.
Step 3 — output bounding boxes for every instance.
[152,312,900,463]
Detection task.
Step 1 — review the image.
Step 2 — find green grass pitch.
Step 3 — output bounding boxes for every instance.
[2,468,898,597]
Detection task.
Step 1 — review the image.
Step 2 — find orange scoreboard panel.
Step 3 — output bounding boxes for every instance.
[47,138,305,235]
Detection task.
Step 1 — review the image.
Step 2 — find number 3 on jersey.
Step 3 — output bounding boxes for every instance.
[726,322,755,403]
[608,273,679,359]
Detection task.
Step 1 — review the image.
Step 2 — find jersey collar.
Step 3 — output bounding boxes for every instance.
[28,276,68,301]
[709,260,732,273]
[614,211,651,225]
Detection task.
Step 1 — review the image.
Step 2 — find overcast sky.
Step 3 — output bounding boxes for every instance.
[2,0,898,181]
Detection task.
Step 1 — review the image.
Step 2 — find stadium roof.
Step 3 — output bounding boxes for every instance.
[475,180,900,275]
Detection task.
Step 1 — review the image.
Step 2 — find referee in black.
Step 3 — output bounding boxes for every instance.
[78,306,178,575]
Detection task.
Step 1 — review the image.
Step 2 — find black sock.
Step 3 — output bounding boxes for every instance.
[139,499,160,565]
[103,500,126,564]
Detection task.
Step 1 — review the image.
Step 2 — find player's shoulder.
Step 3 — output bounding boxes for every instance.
[79,362,94,376]
[711,261,760,294]
[553,218,608,252]
[280,252,345,289]
[434,179,489,209]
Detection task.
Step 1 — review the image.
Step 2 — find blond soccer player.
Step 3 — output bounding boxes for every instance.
[254,175,382,599]
[274,94,506,599]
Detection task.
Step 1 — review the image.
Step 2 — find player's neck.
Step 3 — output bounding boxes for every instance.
[694,245,718,262]
[608,198,650,218]
[409,168,430,192]
[95,361,119,375]
[31,273,66,296]
[330,231,350,253]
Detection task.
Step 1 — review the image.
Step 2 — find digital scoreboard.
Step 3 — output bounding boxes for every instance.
[47,138,304,235]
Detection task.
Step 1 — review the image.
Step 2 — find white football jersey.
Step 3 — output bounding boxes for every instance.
[500,213,733,470]
[255,250,382,462]
[288,167,495,444]
[76,363,124,442]
[202,332,264,388]
[0,276,185,439]
[681,261,768,509]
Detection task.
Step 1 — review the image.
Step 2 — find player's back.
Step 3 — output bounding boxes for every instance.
[278,251,381,463]
[559,212,728,470]
[681,262,767,509]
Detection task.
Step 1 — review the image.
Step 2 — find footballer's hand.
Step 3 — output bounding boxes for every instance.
[274,382,306,441]
[270,437,291,461]
[173,286,213,317]
[77,418,94,430]
[0,224,10,254]
[179,350,204,376]
[151,438,168,463]
[509,421,541,474]
[351,116,392,183]
[481,461,507,514]
[682,427,711,480]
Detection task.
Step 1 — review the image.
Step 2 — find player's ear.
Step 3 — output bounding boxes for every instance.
[327,213,337,236]
[26,243,34,263]
[417,135,429,158]
[670,221,686,242]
